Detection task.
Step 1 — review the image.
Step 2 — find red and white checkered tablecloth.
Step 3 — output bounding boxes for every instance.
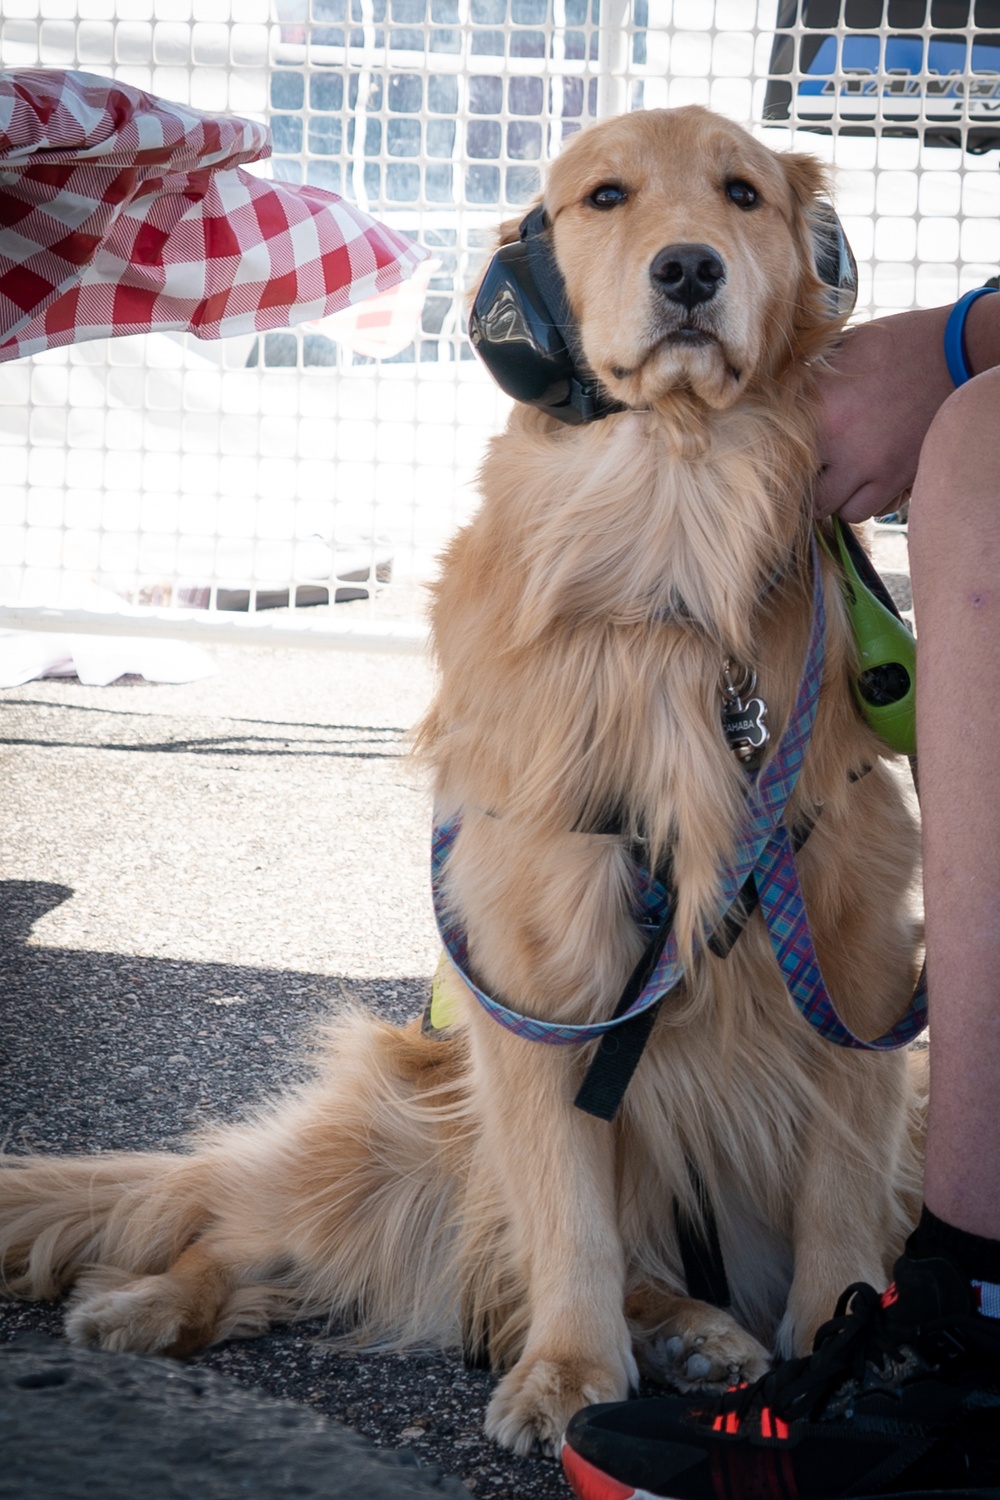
[0,68,430,363]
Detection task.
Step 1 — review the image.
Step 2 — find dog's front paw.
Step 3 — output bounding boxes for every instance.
[637,1304,770,1391]
[485,1349,635,1457]
[67,1270,191,1355]
[776,1255,886,1358]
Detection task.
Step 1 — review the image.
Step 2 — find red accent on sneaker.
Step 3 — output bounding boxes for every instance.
[759,1409,791,1442]
[561,1441,636,1500]
[880,1282,899,1309]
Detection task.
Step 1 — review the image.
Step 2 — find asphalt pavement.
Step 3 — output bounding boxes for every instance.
[0,613,571,1500]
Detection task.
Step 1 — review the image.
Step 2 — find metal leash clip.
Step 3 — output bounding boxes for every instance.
[720,659,769,766]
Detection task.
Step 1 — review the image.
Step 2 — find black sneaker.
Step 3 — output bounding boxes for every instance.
[562,1251,1000,1500]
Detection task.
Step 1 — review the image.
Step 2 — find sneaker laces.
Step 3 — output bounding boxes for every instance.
[716,1283,889,1427]
[701,1277,995,1430]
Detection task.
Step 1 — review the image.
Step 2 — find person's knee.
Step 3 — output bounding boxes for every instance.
[908,366,1000,564]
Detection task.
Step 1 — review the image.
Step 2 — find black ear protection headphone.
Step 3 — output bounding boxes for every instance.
[467,204,623,426]
[468,197,858,425]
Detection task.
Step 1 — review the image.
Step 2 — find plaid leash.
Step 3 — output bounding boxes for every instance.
[431,816,680,1045]
[755,827,928,1047]
[431,536,928,1054]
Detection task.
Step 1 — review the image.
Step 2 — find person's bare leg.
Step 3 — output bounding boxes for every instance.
[908,363,1000,1241]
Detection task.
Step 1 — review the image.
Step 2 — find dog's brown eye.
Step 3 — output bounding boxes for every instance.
[725,179,759,210]
[588,184,627,210]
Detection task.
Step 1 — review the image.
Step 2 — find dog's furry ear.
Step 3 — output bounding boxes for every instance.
[779,150,851,343]
[494,205,532,250]
[779,150,838,289]
[779,150,830,213]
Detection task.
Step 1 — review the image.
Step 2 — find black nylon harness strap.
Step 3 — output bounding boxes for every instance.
[573,820,817,1122]
[571,856,677,1122]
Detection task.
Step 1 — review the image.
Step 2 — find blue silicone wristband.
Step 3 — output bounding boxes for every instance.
[944,285,998,387]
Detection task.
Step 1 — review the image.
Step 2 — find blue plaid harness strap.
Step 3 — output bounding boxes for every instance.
[430,536,928,1056]
[755,828,928,1049]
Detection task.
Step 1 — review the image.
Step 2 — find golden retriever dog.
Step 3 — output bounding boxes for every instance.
[0,106,923,1458]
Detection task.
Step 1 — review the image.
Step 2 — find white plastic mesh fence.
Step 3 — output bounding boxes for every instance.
[1,1,998,646]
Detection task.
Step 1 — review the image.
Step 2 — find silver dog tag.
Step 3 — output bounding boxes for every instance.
[720,661,769,766]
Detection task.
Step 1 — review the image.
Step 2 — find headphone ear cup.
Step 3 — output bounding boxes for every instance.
[810,202,858,318]
[468,210,624,424]
[468,237,577,408]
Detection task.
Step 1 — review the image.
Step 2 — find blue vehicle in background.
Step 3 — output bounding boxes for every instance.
[764,0,1000,153]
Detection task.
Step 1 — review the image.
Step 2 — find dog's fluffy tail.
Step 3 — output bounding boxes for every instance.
[0,1149,216,1301]
[0,1014,483,1355]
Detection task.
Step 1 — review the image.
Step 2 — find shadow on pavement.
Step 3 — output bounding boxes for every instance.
[0,879,571,1500]
[0,877,423,1154]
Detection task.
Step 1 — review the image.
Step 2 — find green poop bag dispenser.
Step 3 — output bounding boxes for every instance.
[819,517,916,759]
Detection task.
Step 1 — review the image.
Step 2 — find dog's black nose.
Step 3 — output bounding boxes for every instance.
[650,243,726,308]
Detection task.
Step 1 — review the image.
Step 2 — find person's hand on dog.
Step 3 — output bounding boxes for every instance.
[814,292,1000,522]
[812,305,953,523]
